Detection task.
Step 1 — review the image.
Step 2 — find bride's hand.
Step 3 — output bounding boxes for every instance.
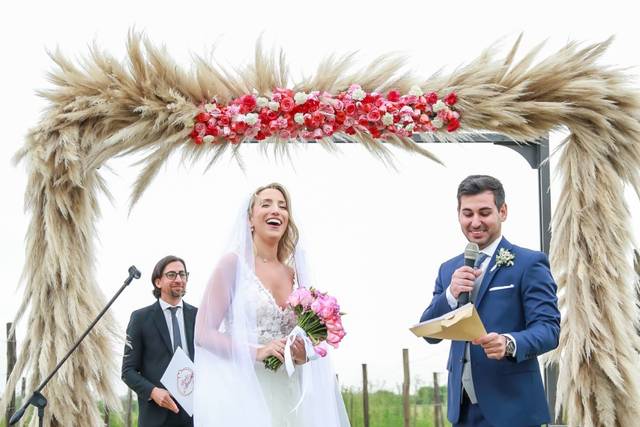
[291,337,307,365]
[256,338,286,362]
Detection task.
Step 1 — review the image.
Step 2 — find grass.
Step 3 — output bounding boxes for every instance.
[3,386,451,426]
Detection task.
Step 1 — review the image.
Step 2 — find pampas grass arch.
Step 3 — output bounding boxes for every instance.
[4,33,640,426]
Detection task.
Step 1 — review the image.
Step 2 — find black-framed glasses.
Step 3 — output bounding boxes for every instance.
[164,271,189,280]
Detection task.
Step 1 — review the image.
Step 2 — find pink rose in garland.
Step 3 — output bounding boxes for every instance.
[264,288,346,371]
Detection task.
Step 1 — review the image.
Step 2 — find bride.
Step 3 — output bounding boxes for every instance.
[193,183,350,426]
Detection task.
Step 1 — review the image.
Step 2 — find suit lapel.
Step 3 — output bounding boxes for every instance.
[152,301,174,355]
[183,303,196,361]
[475,238,512,307]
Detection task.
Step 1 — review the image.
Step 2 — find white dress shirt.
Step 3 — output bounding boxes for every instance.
[444,236,517,355]
[158,298,189,358]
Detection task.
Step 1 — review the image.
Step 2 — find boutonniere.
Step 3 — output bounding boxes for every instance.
[494,248,515,268]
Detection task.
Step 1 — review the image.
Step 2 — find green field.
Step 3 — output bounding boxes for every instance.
[3,386,451,426]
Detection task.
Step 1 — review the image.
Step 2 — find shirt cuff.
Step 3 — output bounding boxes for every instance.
[503,333,517,356]
[445,287,458,309]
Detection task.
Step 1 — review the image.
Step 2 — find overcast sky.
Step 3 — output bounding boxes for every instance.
[1,0,640,394]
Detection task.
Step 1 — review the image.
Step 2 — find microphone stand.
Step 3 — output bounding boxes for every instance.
[9,266,141,426]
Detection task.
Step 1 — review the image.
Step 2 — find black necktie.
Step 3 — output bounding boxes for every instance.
[168,306,183,352]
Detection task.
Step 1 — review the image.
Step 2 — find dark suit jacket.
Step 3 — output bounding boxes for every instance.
[420,237,560,427]
[122,300,197,427]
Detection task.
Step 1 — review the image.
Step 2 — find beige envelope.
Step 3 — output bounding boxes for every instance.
[410,303,487,341]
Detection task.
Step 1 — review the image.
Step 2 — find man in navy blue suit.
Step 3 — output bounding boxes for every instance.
[420,175,560,427]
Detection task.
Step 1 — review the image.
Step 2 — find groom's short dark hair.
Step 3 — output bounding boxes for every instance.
[457,175,505,209]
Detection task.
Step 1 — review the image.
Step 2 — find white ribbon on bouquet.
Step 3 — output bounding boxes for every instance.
[284,325,322,413]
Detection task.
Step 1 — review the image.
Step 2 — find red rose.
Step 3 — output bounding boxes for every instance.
[447,117,460,132]
[369,127,381,138]
[194,135,203,144]
[367,109,381,122]
[190,129,200,139]
[345,127,356,135]
[232,121,247,134]
[387,90,400,102]
[196,112,211,122]
[280,96,295,112]
[444,93,457,106]
[335,110,347,123]
[218,116,230,127]
[195,122,206,133]
[426,92,438,105]
[240,95,257,111]
[267,110,278,121]
[306,99,320,112]
[255,131,266,140]
[312,111,325,124]
[206,125,219,137]
[345,103,357,115]
[304,115,314,128]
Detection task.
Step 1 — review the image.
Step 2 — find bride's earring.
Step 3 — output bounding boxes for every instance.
[250,225,255,232]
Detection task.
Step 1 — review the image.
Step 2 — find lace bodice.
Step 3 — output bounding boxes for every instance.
[248,272,297,344]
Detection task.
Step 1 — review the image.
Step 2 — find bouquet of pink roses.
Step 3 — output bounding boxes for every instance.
[264,287,346,371]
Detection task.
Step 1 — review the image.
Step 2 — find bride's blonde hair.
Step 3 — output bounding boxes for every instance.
[248,182,299,263]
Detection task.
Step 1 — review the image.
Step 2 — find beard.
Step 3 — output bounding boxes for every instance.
[170,288,186,298]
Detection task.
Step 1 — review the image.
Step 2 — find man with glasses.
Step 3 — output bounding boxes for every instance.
[122,255,197,427]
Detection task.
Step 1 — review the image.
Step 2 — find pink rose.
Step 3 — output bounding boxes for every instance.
[367,109,381,122]
[314,346,328,357]
[280,96,295,112]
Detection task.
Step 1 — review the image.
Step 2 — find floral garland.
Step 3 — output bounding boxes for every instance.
[189,84,460,144]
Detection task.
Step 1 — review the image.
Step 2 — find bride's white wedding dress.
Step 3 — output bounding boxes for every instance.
[192,199,350,426]
[251,272,305,426]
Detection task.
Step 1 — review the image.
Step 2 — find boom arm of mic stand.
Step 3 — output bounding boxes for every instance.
[9,266,141,425]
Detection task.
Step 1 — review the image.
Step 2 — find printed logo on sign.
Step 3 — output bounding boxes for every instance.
[177,367,194,396]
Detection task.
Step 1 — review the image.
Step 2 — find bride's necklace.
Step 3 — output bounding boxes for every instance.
[253,246,277,263]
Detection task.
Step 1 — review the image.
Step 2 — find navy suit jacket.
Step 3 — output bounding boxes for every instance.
[122,300,197,427]
[420,238,560,427]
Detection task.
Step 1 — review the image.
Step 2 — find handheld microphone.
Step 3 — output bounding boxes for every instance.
[124,265,142,286]
[458,242,479,305]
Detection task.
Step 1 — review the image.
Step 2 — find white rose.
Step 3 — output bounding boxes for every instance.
[268,101,280,111]
[432,118,443,128]
[235,114,246,123]
[245,113,259,125]
[382,113,394,126]
[203,135,215,144]
[294,113,305,124]
[405,123,415,132]
[408,85,423,96]
[256,97,269,107]
[433,100,446,112]
[294,92,308,105]
[204,103,216,112]
[351,88,366,101]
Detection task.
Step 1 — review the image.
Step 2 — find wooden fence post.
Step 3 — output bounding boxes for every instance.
[362,363,370,427]
[6,322,17,426]
[433,372,444,427]
[125,388,133,427]
[402,349,410,427]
